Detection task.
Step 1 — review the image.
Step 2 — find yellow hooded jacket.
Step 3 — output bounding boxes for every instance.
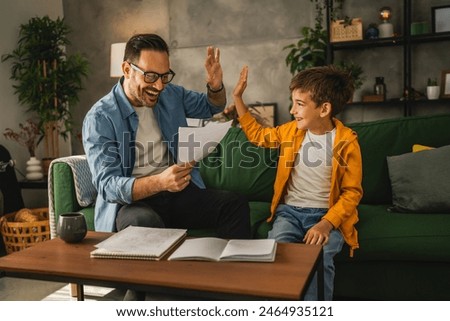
[239,112,363,256]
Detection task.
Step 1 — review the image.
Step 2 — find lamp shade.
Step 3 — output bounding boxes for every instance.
[110,43,126,77]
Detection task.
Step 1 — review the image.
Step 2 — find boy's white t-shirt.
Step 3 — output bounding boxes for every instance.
[132,106,173,177]
[284,129,336,208]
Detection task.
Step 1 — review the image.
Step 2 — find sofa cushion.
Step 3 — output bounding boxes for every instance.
[412,144,434,152]
[336,204,450,262]
[348,114,450,205]
[387,145,450,213]
[199,127,278,202]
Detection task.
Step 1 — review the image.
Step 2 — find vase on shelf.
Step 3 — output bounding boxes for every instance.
[26,157,44,180]
[374,77,387,101]
[426,86,440,100]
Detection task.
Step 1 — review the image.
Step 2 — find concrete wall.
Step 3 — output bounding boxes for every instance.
[61,0,449,149]
[62,0,310,155]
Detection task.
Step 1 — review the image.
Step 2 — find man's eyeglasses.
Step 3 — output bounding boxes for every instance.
[129,62,176,84]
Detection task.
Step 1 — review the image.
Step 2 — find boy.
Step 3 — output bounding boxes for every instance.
[231,65,363,300]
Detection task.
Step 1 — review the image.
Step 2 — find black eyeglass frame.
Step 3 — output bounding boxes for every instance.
[128,62,176,84]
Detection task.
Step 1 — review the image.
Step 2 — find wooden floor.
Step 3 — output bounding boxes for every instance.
[0,277,123,301]
[0,277,196,301]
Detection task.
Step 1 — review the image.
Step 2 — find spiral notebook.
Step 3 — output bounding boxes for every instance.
[90,226,187,261]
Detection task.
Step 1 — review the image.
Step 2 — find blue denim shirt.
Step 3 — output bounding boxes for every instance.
[82,78,223,231]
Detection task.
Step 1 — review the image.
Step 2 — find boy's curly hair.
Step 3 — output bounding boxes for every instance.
[289,65,354,117]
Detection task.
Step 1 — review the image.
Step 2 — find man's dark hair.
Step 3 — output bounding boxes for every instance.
[124,34,169,63]
[289,65,354,117]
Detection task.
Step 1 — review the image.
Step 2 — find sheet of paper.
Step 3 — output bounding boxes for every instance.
[178,120,232,163]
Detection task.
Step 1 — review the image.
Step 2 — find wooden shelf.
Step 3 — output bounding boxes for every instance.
[326,0,449,118]
[331,32,450,50]
[330,36,404,50]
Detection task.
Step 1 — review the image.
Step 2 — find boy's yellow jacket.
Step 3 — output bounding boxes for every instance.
[239,112,363,256]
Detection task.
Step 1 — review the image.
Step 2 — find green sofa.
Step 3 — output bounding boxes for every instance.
[333,113,450,300]
[49,113,450,300]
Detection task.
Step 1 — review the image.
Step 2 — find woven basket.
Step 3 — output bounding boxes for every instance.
[0,208,50,254]
[330,18,363,43]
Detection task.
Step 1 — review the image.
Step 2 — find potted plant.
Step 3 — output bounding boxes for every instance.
[3,119,39,159]
[1,16,89,162]
[426,78,440,100]
[336,60,365,101]
[283,1,364,101]
[283,0,351,75]
[283,0,328,75]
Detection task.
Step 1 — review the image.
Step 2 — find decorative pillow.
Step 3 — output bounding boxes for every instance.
[412,144,434,152]
[387,145,450,213]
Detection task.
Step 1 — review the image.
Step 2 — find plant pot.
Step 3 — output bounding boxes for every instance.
[41,158,54,178]
[426,86,440,100]
[352,90,363,103]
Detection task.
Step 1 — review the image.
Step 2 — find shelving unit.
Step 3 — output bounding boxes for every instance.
[325,0,450,118]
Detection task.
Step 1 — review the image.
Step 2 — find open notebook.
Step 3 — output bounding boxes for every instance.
[90,226,187,260]
[168,237,277,262]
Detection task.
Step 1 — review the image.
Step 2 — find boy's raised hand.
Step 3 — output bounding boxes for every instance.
[233,65,248,98]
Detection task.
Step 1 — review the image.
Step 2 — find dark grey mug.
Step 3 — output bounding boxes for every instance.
[57,212,87,243]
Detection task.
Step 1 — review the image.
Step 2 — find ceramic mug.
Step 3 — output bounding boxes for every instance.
[57,212,87,243]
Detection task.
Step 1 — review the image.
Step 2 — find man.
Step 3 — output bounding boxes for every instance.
[83,34,250,240]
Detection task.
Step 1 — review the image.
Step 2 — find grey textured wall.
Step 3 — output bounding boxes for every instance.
[62,0,450,154]
[63,0,309,154]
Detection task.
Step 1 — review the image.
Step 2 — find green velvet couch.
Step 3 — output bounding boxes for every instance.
[333,113,450,300]
[49,113,450,300]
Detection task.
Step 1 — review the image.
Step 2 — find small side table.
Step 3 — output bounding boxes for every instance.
[18,179,47,190]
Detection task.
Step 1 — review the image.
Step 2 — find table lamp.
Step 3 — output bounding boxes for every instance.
[110,43,126,77]
[378,7,394,38]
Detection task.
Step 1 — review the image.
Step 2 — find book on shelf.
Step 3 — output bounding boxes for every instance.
[168,237,277,262]
[90,226,187,261]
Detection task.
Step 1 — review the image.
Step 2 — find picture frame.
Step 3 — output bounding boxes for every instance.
[432,6,450,33]
[248,103,277,127]
[441,70,450,98]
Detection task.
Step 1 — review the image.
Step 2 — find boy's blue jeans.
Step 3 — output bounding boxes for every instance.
[268,204,344,301]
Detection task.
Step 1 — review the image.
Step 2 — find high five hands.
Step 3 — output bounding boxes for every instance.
[224,65,249,118]
[233,65,248,99]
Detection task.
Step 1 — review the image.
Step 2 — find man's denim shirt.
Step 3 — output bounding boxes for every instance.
[82,78,223,232]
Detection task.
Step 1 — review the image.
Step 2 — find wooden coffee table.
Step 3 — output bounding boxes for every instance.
[0,231,323,300]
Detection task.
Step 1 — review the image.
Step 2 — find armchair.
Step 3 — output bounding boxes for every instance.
[48,155,96,238]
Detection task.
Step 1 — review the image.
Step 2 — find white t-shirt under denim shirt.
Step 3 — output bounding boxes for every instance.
[284,129,336,208]
[132,106,173,177]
